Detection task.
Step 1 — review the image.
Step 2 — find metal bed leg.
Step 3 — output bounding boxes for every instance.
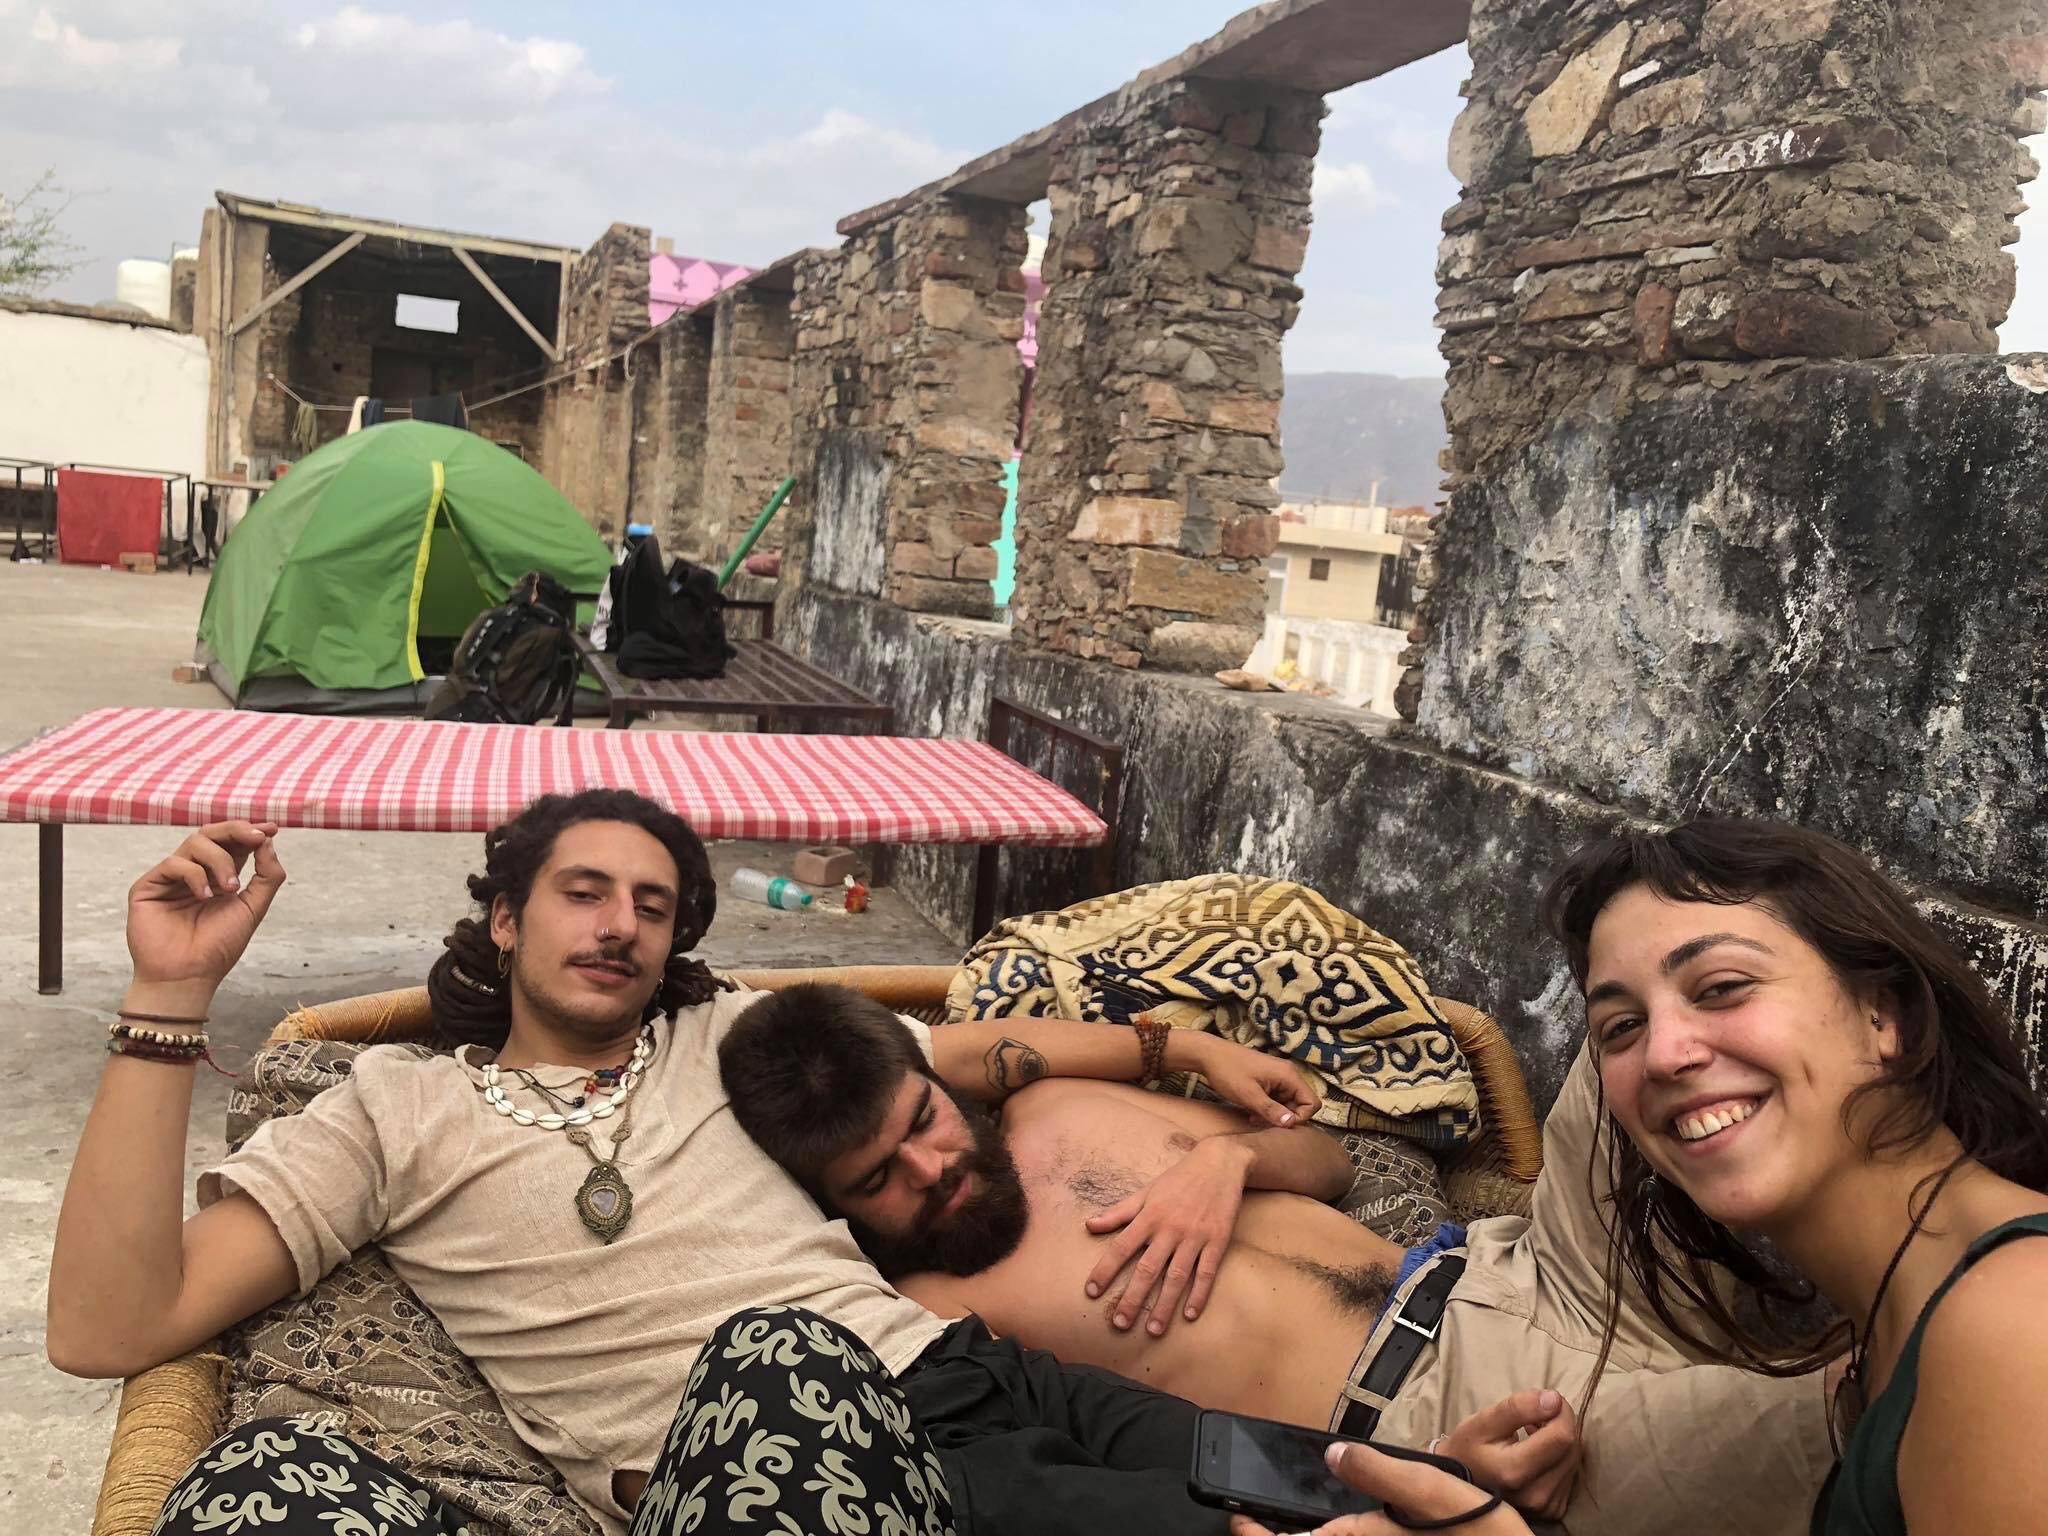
[38,823,63,995]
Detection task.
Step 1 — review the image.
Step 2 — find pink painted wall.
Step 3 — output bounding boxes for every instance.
[648,253,754,324]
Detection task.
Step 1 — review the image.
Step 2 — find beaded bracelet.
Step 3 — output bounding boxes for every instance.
[1131,1013,1171,1086]
[110,1019,210,1049]
[107,1035,207,1064]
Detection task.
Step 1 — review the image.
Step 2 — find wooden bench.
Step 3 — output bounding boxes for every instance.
[578,600,895,733]
[0,706,1114,993]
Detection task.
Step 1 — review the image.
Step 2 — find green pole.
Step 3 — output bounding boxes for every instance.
[718,476,796,590]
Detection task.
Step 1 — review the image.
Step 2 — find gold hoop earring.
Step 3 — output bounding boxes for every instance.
[497,946,511,977]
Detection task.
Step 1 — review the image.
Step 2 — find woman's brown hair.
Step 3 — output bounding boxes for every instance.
[1542,816,2048,1379]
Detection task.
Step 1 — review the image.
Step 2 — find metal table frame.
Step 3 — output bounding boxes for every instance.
[3,458,57,562]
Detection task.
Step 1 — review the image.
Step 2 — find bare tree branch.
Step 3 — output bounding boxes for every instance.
[0,171,83,298]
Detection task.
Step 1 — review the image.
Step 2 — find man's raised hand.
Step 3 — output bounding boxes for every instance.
[126,821,287,1008]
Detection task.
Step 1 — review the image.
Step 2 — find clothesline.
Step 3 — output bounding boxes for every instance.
[266,376,416,416]
[266,300,675,420]
[465,307,680,412]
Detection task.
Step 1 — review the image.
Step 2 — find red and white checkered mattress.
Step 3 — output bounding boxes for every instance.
[0,709,1108,847]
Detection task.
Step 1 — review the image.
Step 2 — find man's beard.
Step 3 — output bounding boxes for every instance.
[509,945,658,1045]
[849,1088,1028,1279]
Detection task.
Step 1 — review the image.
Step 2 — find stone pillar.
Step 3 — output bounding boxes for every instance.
[702,285,796,563]
[789,198,1027,619]
[1012,78,1318,672]
[539,224,652,535]
[1407,0,2044,720]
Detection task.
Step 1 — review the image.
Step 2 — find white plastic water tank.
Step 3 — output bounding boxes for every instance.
[114,259,173,320]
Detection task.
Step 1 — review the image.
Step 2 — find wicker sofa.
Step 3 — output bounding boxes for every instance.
[91,964,1543,1536]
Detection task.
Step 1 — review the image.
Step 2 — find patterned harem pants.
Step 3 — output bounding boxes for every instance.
[152,1307,953,1536]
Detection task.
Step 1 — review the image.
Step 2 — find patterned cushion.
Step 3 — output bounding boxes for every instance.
[950,874,1483,1150]
[223,1039,598,1536]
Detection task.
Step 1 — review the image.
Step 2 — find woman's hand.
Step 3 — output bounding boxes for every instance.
[1228,1441,1536,1536]
[1173,1031,1321,1127]
[1441,1391,1581,1522]
[1082,1137,1252,1334]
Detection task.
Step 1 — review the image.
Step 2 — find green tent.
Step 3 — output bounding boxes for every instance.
[198,422,614,712]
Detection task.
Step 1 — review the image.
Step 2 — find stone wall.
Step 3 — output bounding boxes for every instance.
[787,582,2048,1110]
[700,286,796,561]
[1409,0,2045,713]
[538,224,652,534]
[789,199,1028,619]
[536,236,799,561]
[247,282,304,470]
[637,312,712,556]
[1424,355,2048,913]
[1012,77,1319,672]
[764,0,2048,1106]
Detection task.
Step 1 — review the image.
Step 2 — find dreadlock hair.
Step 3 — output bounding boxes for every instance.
[717,983,934,1198]
[1542,816,2048,1390]
[426,789,727,1049]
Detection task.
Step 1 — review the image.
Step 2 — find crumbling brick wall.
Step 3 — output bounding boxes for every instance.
[630,311,711,556]
[246,279,303,469]
[539,223,652,533]
[1013,78,1318,672]
[701,286,796,561]
[789,198,1028,619]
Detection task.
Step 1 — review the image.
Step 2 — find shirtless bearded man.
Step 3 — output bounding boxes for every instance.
[720,983,1841,1536]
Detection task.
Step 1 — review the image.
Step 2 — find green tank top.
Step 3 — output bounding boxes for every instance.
[1811,1212,2048,1536]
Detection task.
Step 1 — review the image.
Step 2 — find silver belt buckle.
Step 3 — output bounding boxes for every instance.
[1393,1306,1442,1343]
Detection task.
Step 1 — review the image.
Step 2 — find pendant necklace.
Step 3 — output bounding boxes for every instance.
[566,1097,636,1243]
[478,1022,654,1244]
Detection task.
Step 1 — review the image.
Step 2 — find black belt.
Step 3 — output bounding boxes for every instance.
[1337,1253,1466,1441]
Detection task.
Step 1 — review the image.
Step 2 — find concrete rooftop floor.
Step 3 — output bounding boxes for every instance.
[0,561,959,1534]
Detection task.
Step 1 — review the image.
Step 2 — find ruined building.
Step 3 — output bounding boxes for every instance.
[204,0,2048,1103]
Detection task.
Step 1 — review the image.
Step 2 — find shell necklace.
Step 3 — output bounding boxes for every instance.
[481,1023,653,1243]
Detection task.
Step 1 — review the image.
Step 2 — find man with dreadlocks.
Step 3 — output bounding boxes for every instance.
[49,791,1323,1536]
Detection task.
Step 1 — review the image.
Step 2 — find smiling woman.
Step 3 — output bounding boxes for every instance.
[1537,818,2048,1536]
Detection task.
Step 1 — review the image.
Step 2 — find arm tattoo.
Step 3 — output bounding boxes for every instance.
[985,1036,1049,1094]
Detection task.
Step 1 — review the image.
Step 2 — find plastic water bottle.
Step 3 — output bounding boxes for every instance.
[730,867,813,911]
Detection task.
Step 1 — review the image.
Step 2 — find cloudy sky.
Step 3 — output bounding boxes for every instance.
[2,0,2041,376]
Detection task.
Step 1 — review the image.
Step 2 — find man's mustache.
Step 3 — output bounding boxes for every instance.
[919,1164,966,1230]
[566,947,641,976]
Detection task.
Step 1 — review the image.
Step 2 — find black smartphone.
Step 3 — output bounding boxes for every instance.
[1187,1410,1383,1527]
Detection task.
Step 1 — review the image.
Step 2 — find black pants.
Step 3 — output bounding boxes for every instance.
[905,1318,1225,1536]
[155,1308,951,1536]
[153,1312,1217,1536]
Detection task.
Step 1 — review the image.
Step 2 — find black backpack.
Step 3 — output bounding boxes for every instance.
[425,571,581,725]
[617,552,736,681]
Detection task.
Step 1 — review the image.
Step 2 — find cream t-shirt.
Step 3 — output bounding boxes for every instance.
[202,987,948,1535]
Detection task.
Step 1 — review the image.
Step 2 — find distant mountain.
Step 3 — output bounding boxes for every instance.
[1278,373,1448,507]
